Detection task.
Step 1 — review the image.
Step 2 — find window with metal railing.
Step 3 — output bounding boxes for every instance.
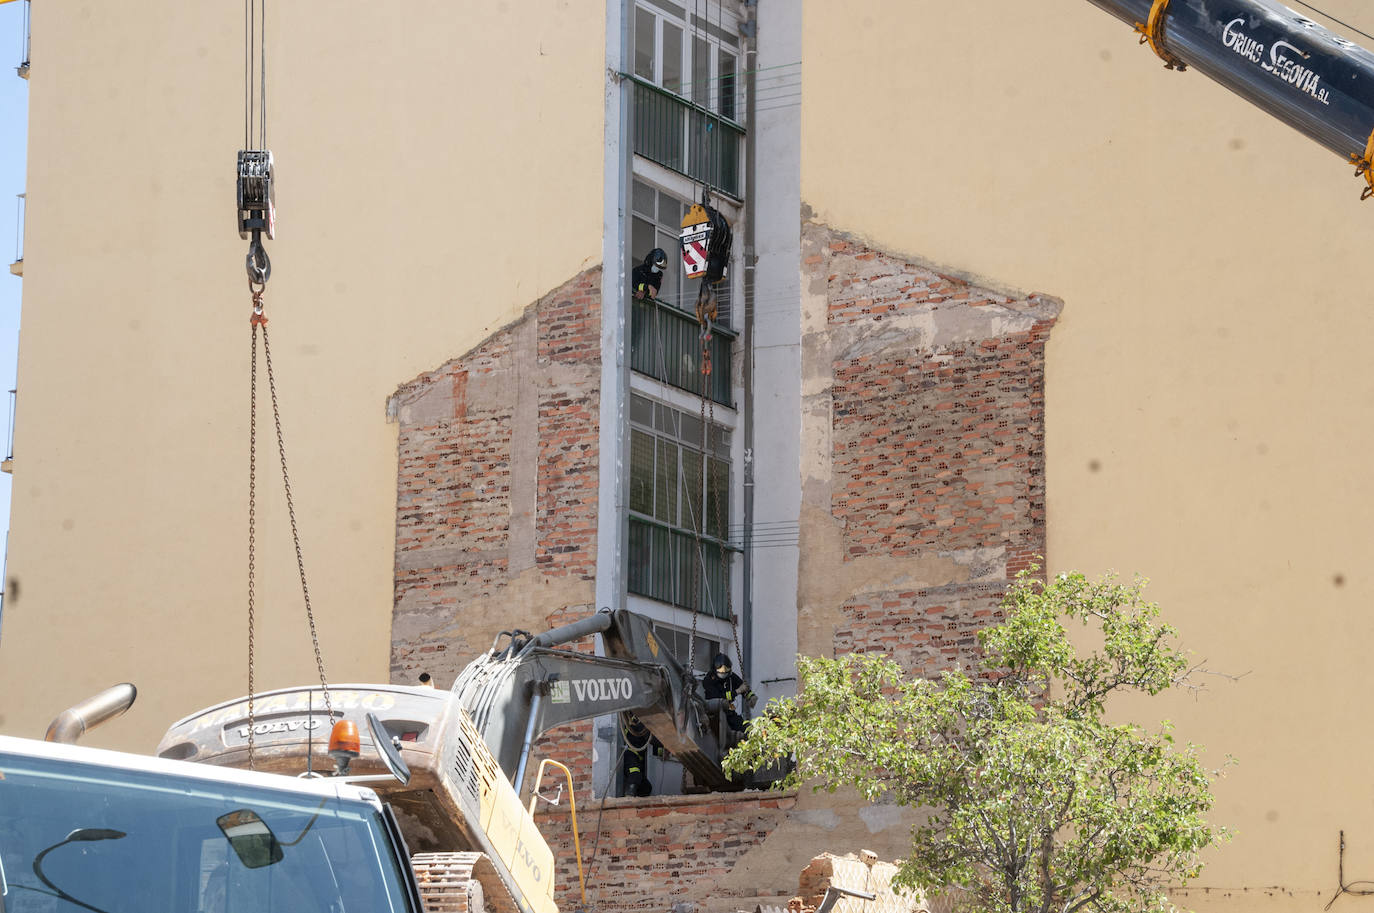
[631,297,731,406]
[631,1,743,198]
[629,179,732,405]
[627,393,733,619]
[632,79,742,198]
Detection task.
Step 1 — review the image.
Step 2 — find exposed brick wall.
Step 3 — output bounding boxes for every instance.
[388,268,602,685]
[835,583,1006,677]
[826,239,1053,565]
[387,224,1062,913]
[537,792,796,913]
[800,222,1059,677]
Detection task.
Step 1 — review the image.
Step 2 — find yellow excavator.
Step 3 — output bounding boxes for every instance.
[155,608,755,913]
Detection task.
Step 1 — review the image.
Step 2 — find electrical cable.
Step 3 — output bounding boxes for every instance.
[580,745,628,898]
[1325,830,1374,910]
[1287,1,1374,43]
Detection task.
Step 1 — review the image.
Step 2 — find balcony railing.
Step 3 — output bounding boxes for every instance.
[631,296,732,405]
[631,75,743,199]
[628,515,731,620]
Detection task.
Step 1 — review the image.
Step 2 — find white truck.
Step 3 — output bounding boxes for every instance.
[0,731,424,913]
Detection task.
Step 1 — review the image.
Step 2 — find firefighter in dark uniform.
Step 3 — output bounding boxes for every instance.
[703,653,755,734]
[621,712,656,797]
[632,248,668,301]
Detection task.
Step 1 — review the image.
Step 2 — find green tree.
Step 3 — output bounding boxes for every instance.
[724,570,1229,913]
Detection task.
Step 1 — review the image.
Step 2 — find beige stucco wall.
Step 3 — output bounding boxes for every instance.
[802,1,1374,908]
[0,1,604,752]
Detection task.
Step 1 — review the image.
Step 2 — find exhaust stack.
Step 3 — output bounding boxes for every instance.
[45,683,138,743]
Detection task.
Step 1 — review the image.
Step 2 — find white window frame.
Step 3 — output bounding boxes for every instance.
[633,0,741,120]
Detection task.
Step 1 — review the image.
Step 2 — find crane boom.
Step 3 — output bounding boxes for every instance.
[1087,0,1374,192]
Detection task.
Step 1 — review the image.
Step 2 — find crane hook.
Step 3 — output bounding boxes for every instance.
[246,232,271,286]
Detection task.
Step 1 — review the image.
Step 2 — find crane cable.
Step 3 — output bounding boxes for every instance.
[682,2,746,713]
[241,0,332,770]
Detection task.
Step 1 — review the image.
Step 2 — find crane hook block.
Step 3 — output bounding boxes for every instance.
[680,203,731,283]
[237,150,276,241]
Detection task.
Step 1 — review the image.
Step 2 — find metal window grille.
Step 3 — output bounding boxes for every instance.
[626,395,734,618]
[630,297,732,405]
[631,76,743,199]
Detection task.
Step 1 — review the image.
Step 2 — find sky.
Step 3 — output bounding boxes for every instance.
[0,2,23,579]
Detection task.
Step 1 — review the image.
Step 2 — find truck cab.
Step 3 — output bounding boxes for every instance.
[0,734,423,913]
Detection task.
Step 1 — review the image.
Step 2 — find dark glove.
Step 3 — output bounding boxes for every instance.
[745,691,758,709]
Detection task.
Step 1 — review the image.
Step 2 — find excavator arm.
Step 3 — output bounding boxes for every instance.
[452,608,732,792]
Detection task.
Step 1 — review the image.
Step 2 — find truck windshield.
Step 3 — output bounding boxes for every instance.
[0,750,415,913]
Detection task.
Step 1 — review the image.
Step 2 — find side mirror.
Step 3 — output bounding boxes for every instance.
[217,809,283,869]
[366,712,412,786]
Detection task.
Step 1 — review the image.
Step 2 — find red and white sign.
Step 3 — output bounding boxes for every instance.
[680,222,710,279]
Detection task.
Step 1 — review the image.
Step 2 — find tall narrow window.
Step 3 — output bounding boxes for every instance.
[662,22,684,95]
[627,394,732,618]
[634,7,656,81]
[692,36,710,107]
[718,51,736,120]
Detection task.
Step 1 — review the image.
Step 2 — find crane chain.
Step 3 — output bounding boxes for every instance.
[246,288,333,770]
[689,280,744,686]
[248,303,260,769]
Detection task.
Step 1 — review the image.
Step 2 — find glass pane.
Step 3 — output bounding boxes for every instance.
[629,430,656,515]
[699,539,726,617]
[672,528,694,607]
[627,516,652,598]
[715,272,732,328]
[709,424,731,459]
[696,638,721,675]
[630,393,653,428]
[657,189,683,227]
[719,51,736,119]
[662,22,683,94]
[680,448,703,533]
[632,179,655,218]
[679,412,703,449]
[634,8,656,80]
[710,330,730,405]
[658,226,682,310]
[692,37,710,106]
[707,456,729,539]
[631,216,657,299]
[656,439,678,525]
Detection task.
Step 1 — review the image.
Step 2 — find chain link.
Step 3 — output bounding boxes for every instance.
[246,288,333,769]
[259,323,333,719]
[247,306,259,770]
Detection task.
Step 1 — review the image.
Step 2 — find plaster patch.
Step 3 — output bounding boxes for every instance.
[793,808,841,830]
[857,802,904,834]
